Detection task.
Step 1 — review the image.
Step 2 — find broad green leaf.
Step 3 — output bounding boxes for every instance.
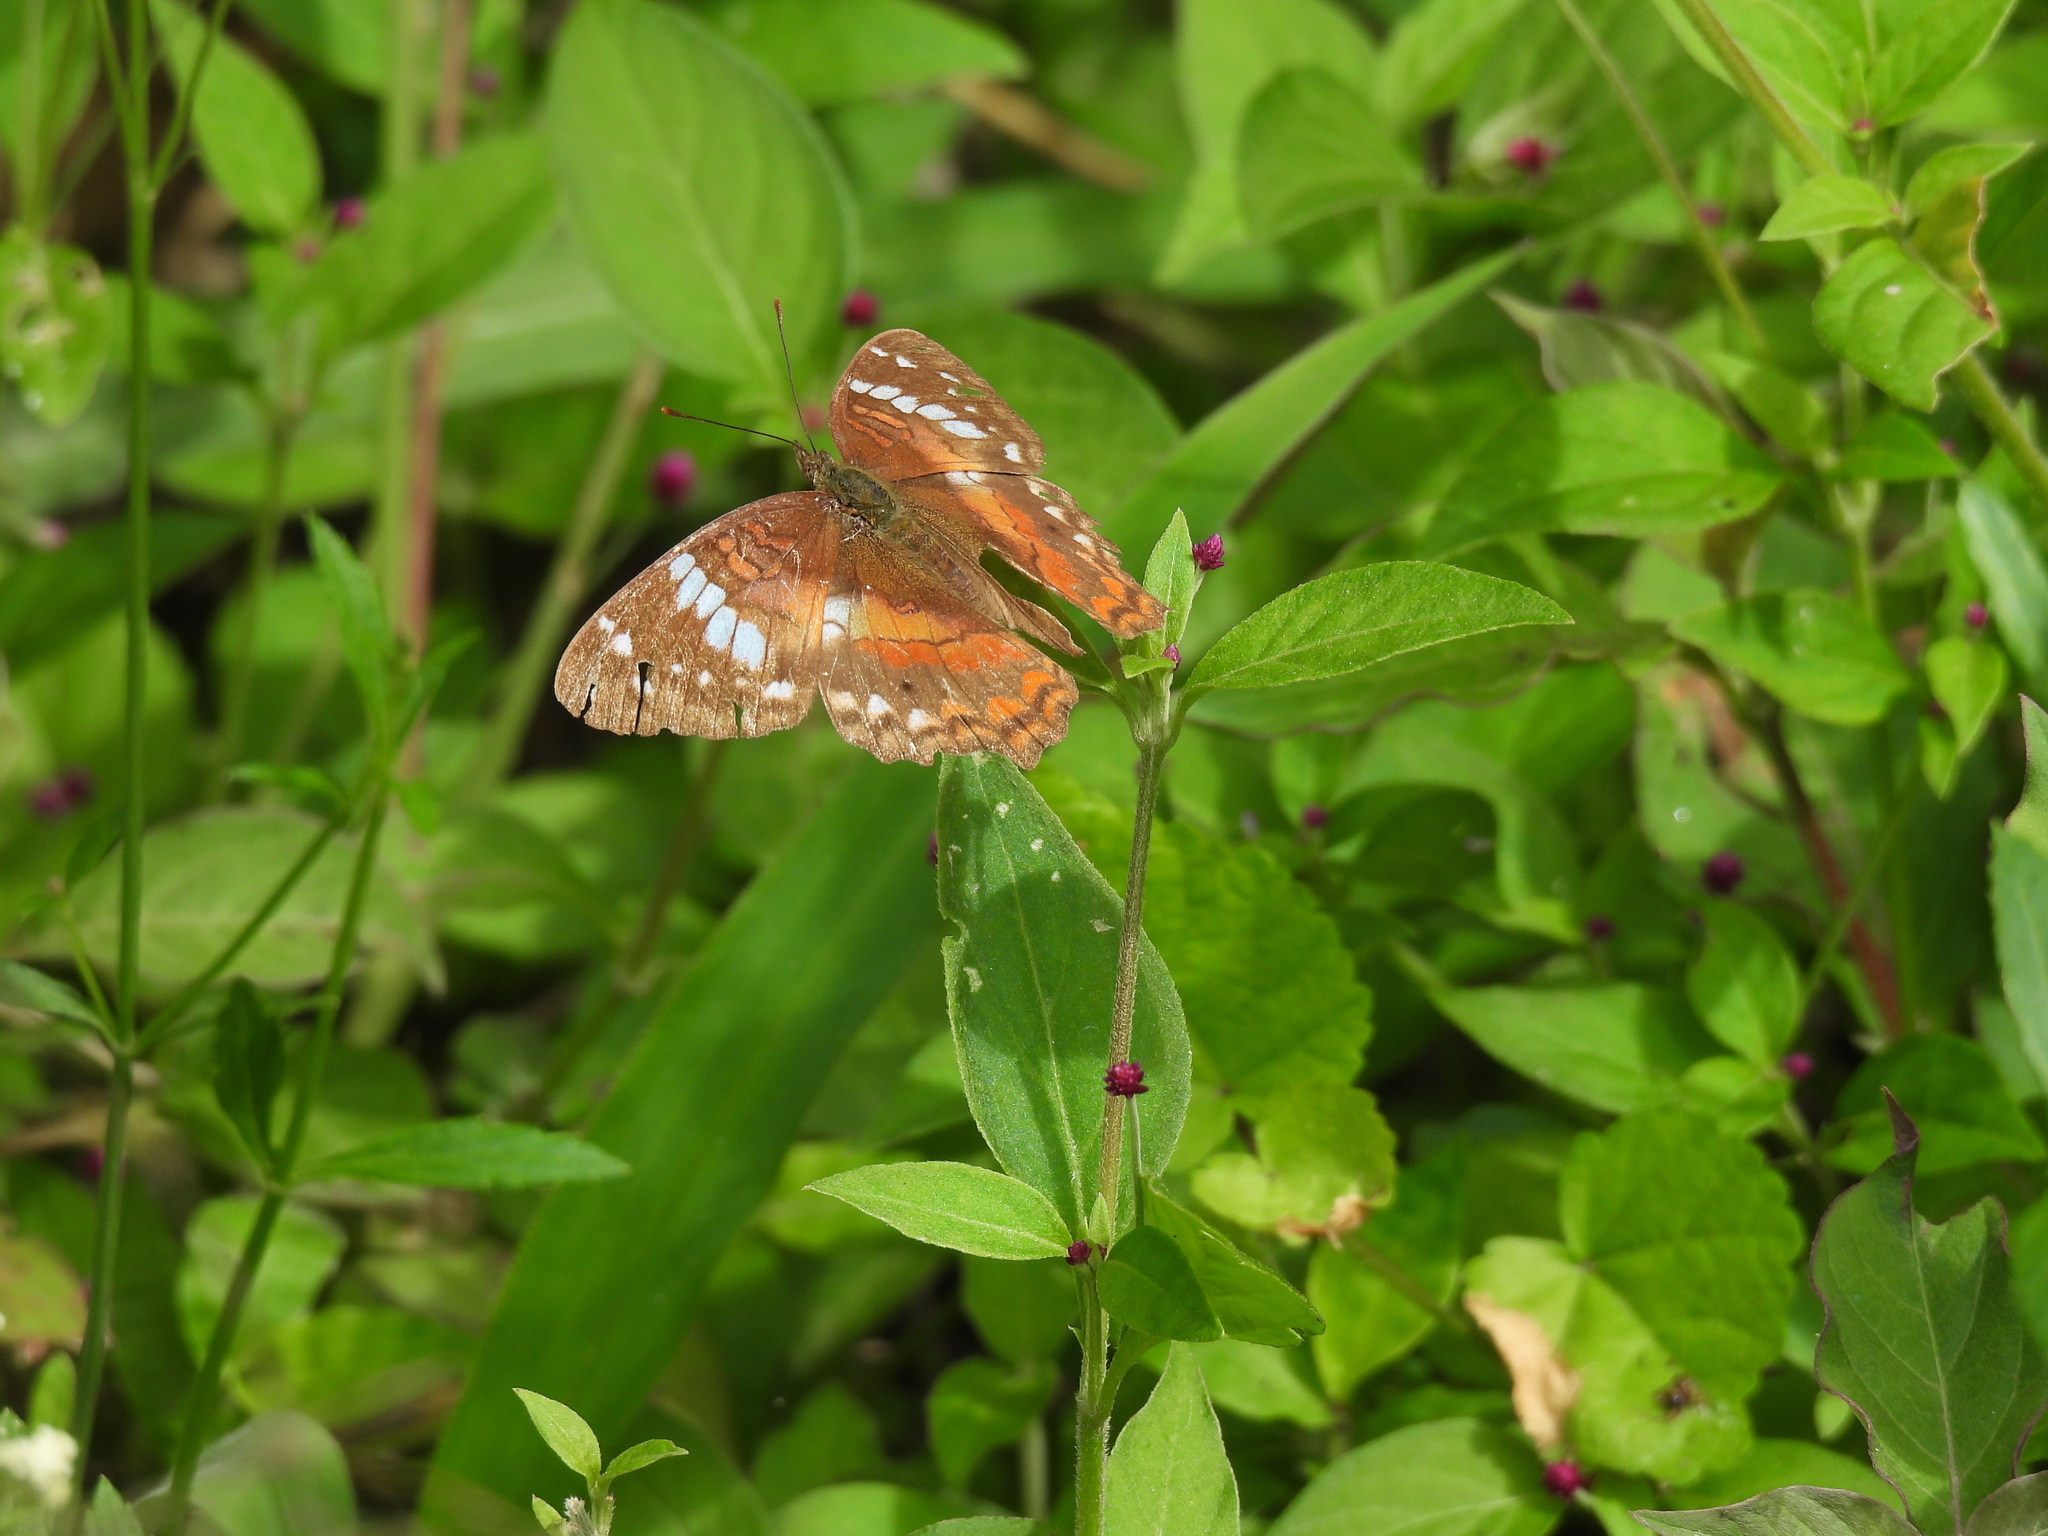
[1669,590,1911,726]
[237,1305,472,1423]
[1686,904,1801,1066]
[1187,563,1567,693]
[1676,1437,1905,1511]
[708,0,1024,107]
[176,1197,345,1363]
[777,1484,968,1536]
[926,1358,1056,1489]
[1432,984,1718,1114]
[1813,238,1994,411]
[1925,636,2007,767]
[236,0,388,93]
[1422,382,1783,555]
[1267,1417,1558,1536]
[938,756,1190,1229]
[515,1390,602,1482]
[0,960,98,1027]
[1309,1142,1463,1399]
[1869,0,2019,125]
[1995,708,2048,1089]
[168,1410,357,1536]
[1238,68,1422,241]
[1813,1105,2048,1536]
[1760,174,1897,241]
[1826,1034,2044,1173]
[1837,412,1961,480]
[1379,0,1530,126]
[84,1479,143,1536]
[1099,1224,1222,1341]
[0,1231,84,1347]
[304,1119,632,1190]
[1967,1474,2048,1536]
[0,230,109,426]
[1960,483,2048,688]
[550,0,852,393]
[1104,1344,1238,1536]
[1705,352,1831,458]
[1907,144,2031,216]
[961,1256,1076,1364]
[1636,1487,1920,1536]
[1648,0,1858,135]
[810,1162,1073,1259]
[1497,293,1721,406]
[910,1522,1043,1536]
[1190,1339,1330,1427]
[1191,1081,1395,1233]
[153,0,320,235]
[215,979,286,1169]
[1110,248,1520,553]
[426,763,937,1512]
[1147,1190,1324,1346]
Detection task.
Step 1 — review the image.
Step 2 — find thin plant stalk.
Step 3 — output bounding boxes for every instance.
[160,785,392,1531]
[211,420,296,799]
[1552,0,1770,357]
[467,349,665,794]
[1073,1272,1112,1534]
[1090,737,1167,1216]
[371,0,429,620]
[1953,351,2048,520]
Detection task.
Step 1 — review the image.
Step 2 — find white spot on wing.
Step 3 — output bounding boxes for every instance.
[705,606,738,650]
[823,595,852,625]
[731,620,766,669]
[891,395,920,412]
[940,419,987,439]
[895,354,915,368]
[847,378,873,394]
[699,669,713,685]
[1003,442,1023,462]
[674,568,707,609]
[597,615,617,634]
[868,345,888,356]
[939,371,959,381]
[694,582,725,619]
[670,663,683,674]
[869,383,901,401]
[866,693,893,717]
[907,708,931,728]
[764,679,796,701]
[917,403,956,419]
[610,632,633,656]
[668,552,696,579]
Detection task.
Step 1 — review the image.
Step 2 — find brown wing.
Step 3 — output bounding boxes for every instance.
[554,491,838,740]
[818,533,1079,769]
[829,328,1165,640]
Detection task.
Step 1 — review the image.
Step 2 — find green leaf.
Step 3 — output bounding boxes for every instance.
[1187,563,1567,693]
[1705,352,1831,458]
[1147,1190,1323,1346]
[1966,1473,2048,1536]
[84,1479,143,1536]
[938,756,1190,1229]
[707,0,1024,107]
[0,512,241,671]
[1925,635,2007,759]
[1109,248,1520,554]
[1686,904,1801,1066]
[1669,590,1911,726]
[305,514,397,744]
[1995,824,2048,1097]
[1238,68,1422,241]
[1869,0,2019,126]
[1379,0,1531,126]
[1813,238,1995,412]
[1497,293,1723,406]
[601,1438,687,1484]
[176,1196,345,1363]
[550,0,852,393]
[0,960,98,1028]
[1104,1344,1238,1536]
[532,1495,563,1534]
[926,1358,1056,1489]
[236,0,388,93]
[909,1522,1043,1536]
[1826,1034,2044,1173]
[809,1162,1074,1259]
[961,1256,1077,1364]
[153,0,320,235]
[1812,1102,2048,1536]
[1140,510,1200,656]
[215,979,285,1169]
[1189,1338,1331,1427]
[1636,1487,1919,1536]
[1960,483,2048,688]
[304,1119,632,1190]
[1422,382,1783,555]
[0,1230,85,1348]
[1674,1436,1905,1512]
[0,230,110,426]
[1907,144,2031,217]
[1309,1142,1463,1399]
[171,1410,357,1536]
[1837,412,1961,480]
[1267,1417,1558,1536]
[1099,1224,1223,1342]
[515,1389,603,1483]
[1649,0,1856,136]
[1191,1081,1396,1234]
[1432,983,1718,1114]
[427,763,938,1510]
[1760,174,1898,241]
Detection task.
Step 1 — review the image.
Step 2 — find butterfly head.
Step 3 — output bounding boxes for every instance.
[802,448,896,525]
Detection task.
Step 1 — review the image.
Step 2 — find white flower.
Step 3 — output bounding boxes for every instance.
[0,1425,77,1508]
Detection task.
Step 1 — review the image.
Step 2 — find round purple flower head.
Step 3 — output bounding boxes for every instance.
[1104,1061,1148,1098]
[1701,851,1744,896]
[1192,534,1225,572]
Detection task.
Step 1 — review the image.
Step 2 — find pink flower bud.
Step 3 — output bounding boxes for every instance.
[1104,1060,1148,1098]
[1164,644,1181,668]
[1583,913,1614,942]
[1505,137,1556,176]
[1065,1240,1094,1266]
[841,289,879,328]
[1781,1051,1814,1080]
[1301,804,1328,830]
[1192,534,1225,571]
[1697,201,1725,226]
[1702,850,1745,895]
[332,197,366,230]
[28,767,93,821]
[1562,279,1602,312]
[1965,601,1989,631]
[468,64,502,98]
[1543,1461,1588,1498]
[649,449,696,509]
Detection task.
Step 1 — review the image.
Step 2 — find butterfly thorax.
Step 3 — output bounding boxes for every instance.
[801,449,896,527]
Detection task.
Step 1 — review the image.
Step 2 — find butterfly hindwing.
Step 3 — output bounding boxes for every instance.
[554,491,838,740]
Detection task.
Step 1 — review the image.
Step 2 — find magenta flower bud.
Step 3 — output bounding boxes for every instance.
[1562,279,1602,312]
[28,767,93,821]
[1852,117,1874,133]
[1583,913,1614,942]
[1542,1461,1588,1499]
[841,289,879,328]
[292,237,322,265]
[1781,1051,1815,1080]
[925,830,939,867]
[1505,136,1556,176]
[1697,201,1725,226]
[1065,1240,1093,1266]
[468,63,502,97]
[1965,600,1989,631]
[1104,1060,1148,1098]
[1701,850,1745,895]
[333,196,366,230]
[1164,644,1181,668]
[649,448,697,510]
[1192,534,1225,571]
[1938,438,1957,458]
[1301,804,1328,831]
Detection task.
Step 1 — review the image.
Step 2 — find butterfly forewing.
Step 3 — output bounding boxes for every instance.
[554,491,838,740]
[829,329,1165,640]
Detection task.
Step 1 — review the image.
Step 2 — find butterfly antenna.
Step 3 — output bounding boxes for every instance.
[773,299,819,453]
[659,406,800,451]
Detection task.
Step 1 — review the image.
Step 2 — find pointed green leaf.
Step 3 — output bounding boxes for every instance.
[1099,1225,1223,1342]
[1827,1034,2044,1173]
[215,979,285,1168]
[1238,68,1422,240]
[1686,904,1801,1067]
[926,1358,1056,1489]
[1959,483,2048,688]
[1760,175,1897,241]
[1432,983,1717,1114]
[1965,1473,2048,1536]
[1268,1417,1557,1536]
[515,1389,603,1483]
[1813,238,1994,411]
[601,1438,686,1483]
[1148,1191,1323,1346]
[1104,1344,1237,1536]
[1836,413,1962,480]
[1869,0,2019,126]
[0,961,99,1028]
[710,0,1025,107]
[810,1162,1074,1259]
[1669,589,1911,726]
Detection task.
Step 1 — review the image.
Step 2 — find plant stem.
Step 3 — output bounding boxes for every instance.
[1091,734,1166,1225]
[160,785,391,1531]
[1553,0,1769,357]
[1799,780,1913,1006]
[1019,1412,1049,1522]
[67,1051,129,1478]
[1073,1272,1112,1536]
[466,350,664,795]
[211,419,295,799]
[371,0,429,622]
[1663,0,1833,177]
[1953,351,2048,520]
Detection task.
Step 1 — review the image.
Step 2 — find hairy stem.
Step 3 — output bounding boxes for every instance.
[1953,351,2048,521]
[1663,0,1833,177]
[467,350,664,794]
[370,0,429,620]
[1554,0,1769,356]
[1091,735,1166,1223]
[1073,1272,1112,1536]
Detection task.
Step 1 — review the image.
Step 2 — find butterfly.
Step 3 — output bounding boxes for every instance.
[554,328,1166,768]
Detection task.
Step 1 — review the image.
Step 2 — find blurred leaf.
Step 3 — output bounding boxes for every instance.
[777,1484,968,1536]
[426,762,937,1511]
[1637,1487,1918,1536]
[755,1382,882,1506]
[550,0,852,394]
[1907,143,2031,215]
[0,511,239,671]
[1496,293,1721,407]
[1759,174,1896,240]
[153,0,320,235]
[1431,983,1718,1115]
[1191,1081,1395,1233]
[1105,1344,1238,1536]
[926,1358,1056,1489]
[1960,482,2048,687]
[1189,1339,1330,1428]
[1705,353,1830,458]
[1670,590,1911,726]
[516,1390,602,1482]
[0,230,108,426]
[235,0,388,93]
[1422,383,1783,556]
[442,230,642,408]
[1966,1475,2048,1536]
[0,1230,83,1348]
[1238,68,1422,241]
[83,1479,143,1536]
[961,1256,1076,1364]
[810,1162,1074,1258]
[1649,0,1856,135]
[1813,238,1994,411]
[1380,0,1530,126]
[146,1411,356,1536]
[1266,1418,1557,1536]
[1100,1224,1223,1342]
[0,959,97,1027]
[1869,0,2019,125]
[1685,904,1801,1067]
[238,1305,472,1426]
[1674,1437,1903,1511]
[215,979,286,1170]
[1837,412,1961,479]
[1995,710,2048,1092]
[1827,1034,2044,1173]
[938,755,1190,1228]
[707,0,1024,107]
[1924,635,2007,786]
[1812,1104,2048,1536]
[304,1119,631,1189]
[176,1197,345,1364]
